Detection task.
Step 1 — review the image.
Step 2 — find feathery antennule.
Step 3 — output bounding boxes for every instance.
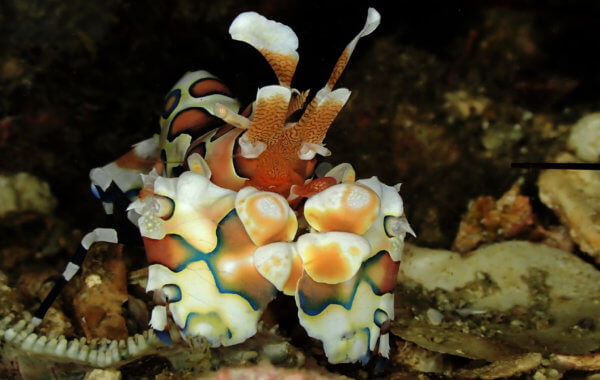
[293,8,380,160]
[326,7,381,90]
[245,85,292,146]
[229,11,299,87]
[286,89,310,119]
[297,88,351,151]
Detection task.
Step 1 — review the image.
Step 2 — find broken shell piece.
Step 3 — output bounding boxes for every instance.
[235,187,297,246]
[538,152,600,262]
[296,232,370,284]
[395,242,600,360]
[304,182,380,235]
[567,112,600,162]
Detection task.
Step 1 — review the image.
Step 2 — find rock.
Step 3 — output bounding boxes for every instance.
[454,353,543,379]
[538,152,600,262]
[73,243,129,341]
[83,369,122,380]
[0,172,56,217]
[393,341,451,374]
[394,242,600,361]
[452,180,534,252]
[567,113,600,162]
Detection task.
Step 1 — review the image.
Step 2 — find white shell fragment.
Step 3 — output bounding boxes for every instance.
[396,242,600,360]
[567,112,600,162]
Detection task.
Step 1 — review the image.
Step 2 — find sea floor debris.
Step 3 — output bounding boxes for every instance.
[2,2,600,379]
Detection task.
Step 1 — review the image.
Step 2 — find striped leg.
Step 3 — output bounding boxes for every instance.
[31,228,118,327]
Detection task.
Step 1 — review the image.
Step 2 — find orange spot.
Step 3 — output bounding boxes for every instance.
[143,235,189,270]
[204,128,247,191]
[114,148,159,171]
[306,184,379,234]
[262,262,272,274]
[303,242,350,283]
[364,252,399,294]
[170,108,224,139]
[293,176,337,198]
[214,216,276,306]
[190,79,232,97]
[243,150,311,198]
[247,194,284,223]
[164,94,177,114]
[282,255,303,295]
[139,188,155,199]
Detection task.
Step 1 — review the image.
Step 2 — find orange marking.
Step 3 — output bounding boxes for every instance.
[214,215,276,306]
[171,108,216,137]
[243,193,296,245]
[292,177,337,199]
[114,148,159,171]
[204,128,247,191]
[305,184,379,234]
[190,79,232,97]
[139,187,155,199]
[242,150,308,198]
[164,94,177,114]
[297,269,356,303]
[282,255,303,295]
[143,235,188,270]
[303,242,351,283]
[364,252,399,294]
[247,194,285,223]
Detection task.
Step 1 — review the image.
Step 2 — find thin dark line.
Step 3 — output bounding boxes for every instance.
[511,162,600,170]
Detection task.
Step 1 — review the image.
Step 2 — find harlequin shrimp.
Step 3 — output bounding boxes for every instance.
[31,7,414,364]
